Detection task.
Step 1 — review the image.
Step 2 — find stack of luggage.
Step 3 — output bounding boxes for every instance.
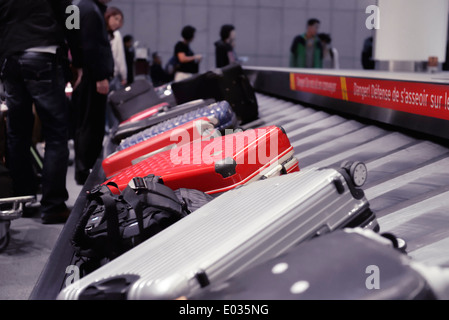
[57,64,449,300]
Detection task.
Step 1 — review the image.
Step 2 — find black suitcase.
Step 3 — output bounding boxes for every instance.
[111,98,215,144]
[154,82,177,106]
[191,228,445,300]
[108,79,165,123]
[171,64,259,125]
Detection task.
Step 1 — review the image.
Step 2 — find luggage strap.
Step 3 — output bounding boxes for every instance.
[100,193,123,258]
[73,175,187,260]
[71,185,123,260]
[108,175,186,248]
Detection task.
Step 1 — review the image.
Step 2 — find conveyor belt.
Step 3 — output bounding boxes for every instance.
[31,91,449,300]
[253,92,449,267]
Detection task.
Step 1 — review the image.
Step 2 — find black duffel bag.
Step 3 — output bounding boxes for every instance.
[72,174,213,263]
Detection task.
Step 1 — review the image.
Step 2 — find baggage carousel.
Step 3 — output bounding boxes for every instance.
[29,67,449,300]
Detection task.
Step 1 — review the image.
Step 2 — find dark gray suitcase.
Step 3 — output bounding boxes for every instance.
[191,228,446,300]
[57,162,378,300]
[108,79,164,123]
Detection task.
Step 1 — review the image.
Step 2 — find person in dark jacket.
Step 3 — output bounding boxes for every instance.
[72,0,114,185]
[123,34,135,85]
[214,24,237,68]
[173,25,202,82]
[150,52,171,87]
[290,18,323,68]
[0,0,82,224]
[361,36,376,70]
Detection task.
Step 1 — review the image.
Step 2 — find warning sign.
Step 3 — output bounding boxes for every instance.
[290,72,449,121]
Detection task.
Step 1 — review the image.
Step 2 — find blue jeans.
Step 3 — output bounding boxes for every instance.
[1,51,69,215]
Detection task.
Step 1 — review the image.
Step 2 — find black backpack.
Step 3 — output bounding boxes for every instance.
[72,174,213,263]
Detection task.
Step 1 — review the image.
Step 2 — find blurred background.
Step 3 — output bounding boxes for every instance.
[113,0,377,72]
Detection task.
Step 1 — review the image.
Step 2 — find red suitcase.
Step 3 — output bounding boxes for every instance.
[102,117,217,178]
[103,126,299,195]
[119,102,169,125]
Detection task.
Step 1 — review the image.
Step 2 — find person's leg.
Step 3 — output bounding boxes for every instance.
[17,52,70,222]
[73,71,106,185]
[2,55,38,198]
[72,74,89,184]
[105,75,121,133]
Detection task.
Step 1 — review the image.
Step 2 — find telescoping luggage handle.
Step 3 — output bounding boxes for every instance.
[0,195,36,253]
[0,195,36,220]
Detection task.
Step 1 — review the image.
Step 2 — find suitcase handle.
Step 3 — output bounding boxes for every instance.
[0,195,36,220]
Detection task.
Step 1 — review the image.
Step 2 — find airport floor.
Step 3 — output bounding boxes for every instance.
[0,141,83,300]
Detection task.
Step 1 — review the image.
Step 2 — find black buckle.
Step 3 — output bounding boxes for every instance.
[129,177,147,191]
[86,185,104,199]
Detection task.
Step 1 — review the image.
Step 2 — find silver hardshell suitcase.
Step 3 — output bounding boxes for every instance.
[58,162,378,300]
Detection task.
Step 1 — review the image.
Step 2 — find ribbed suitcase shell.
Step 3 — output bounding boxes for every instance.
[104,126,299,194]
[58,167,375,300]
[102,118,215,178]
[117,101,237,151]
[109,79,163,122]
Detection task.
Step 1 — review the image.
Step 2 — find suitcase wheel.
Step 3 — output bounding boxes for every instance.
[381,232,408,254]
[340,160,368,187]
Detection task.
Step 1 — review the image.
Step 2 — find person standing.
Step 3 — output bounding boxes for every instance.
[150,52,171,87]
[214,24,237,68]
[0,0,82,223]
[318,33,340,69]
[123,35,135,85]
[104,6,126,132]
[73,0,114,185]
[105,6,127,91]
[289,18,323,69]
[361,36,376,70]
[173,25,202,82]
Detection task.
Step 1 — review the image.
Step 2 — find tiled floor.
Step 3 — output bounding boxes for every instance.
[0,140,83,300]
